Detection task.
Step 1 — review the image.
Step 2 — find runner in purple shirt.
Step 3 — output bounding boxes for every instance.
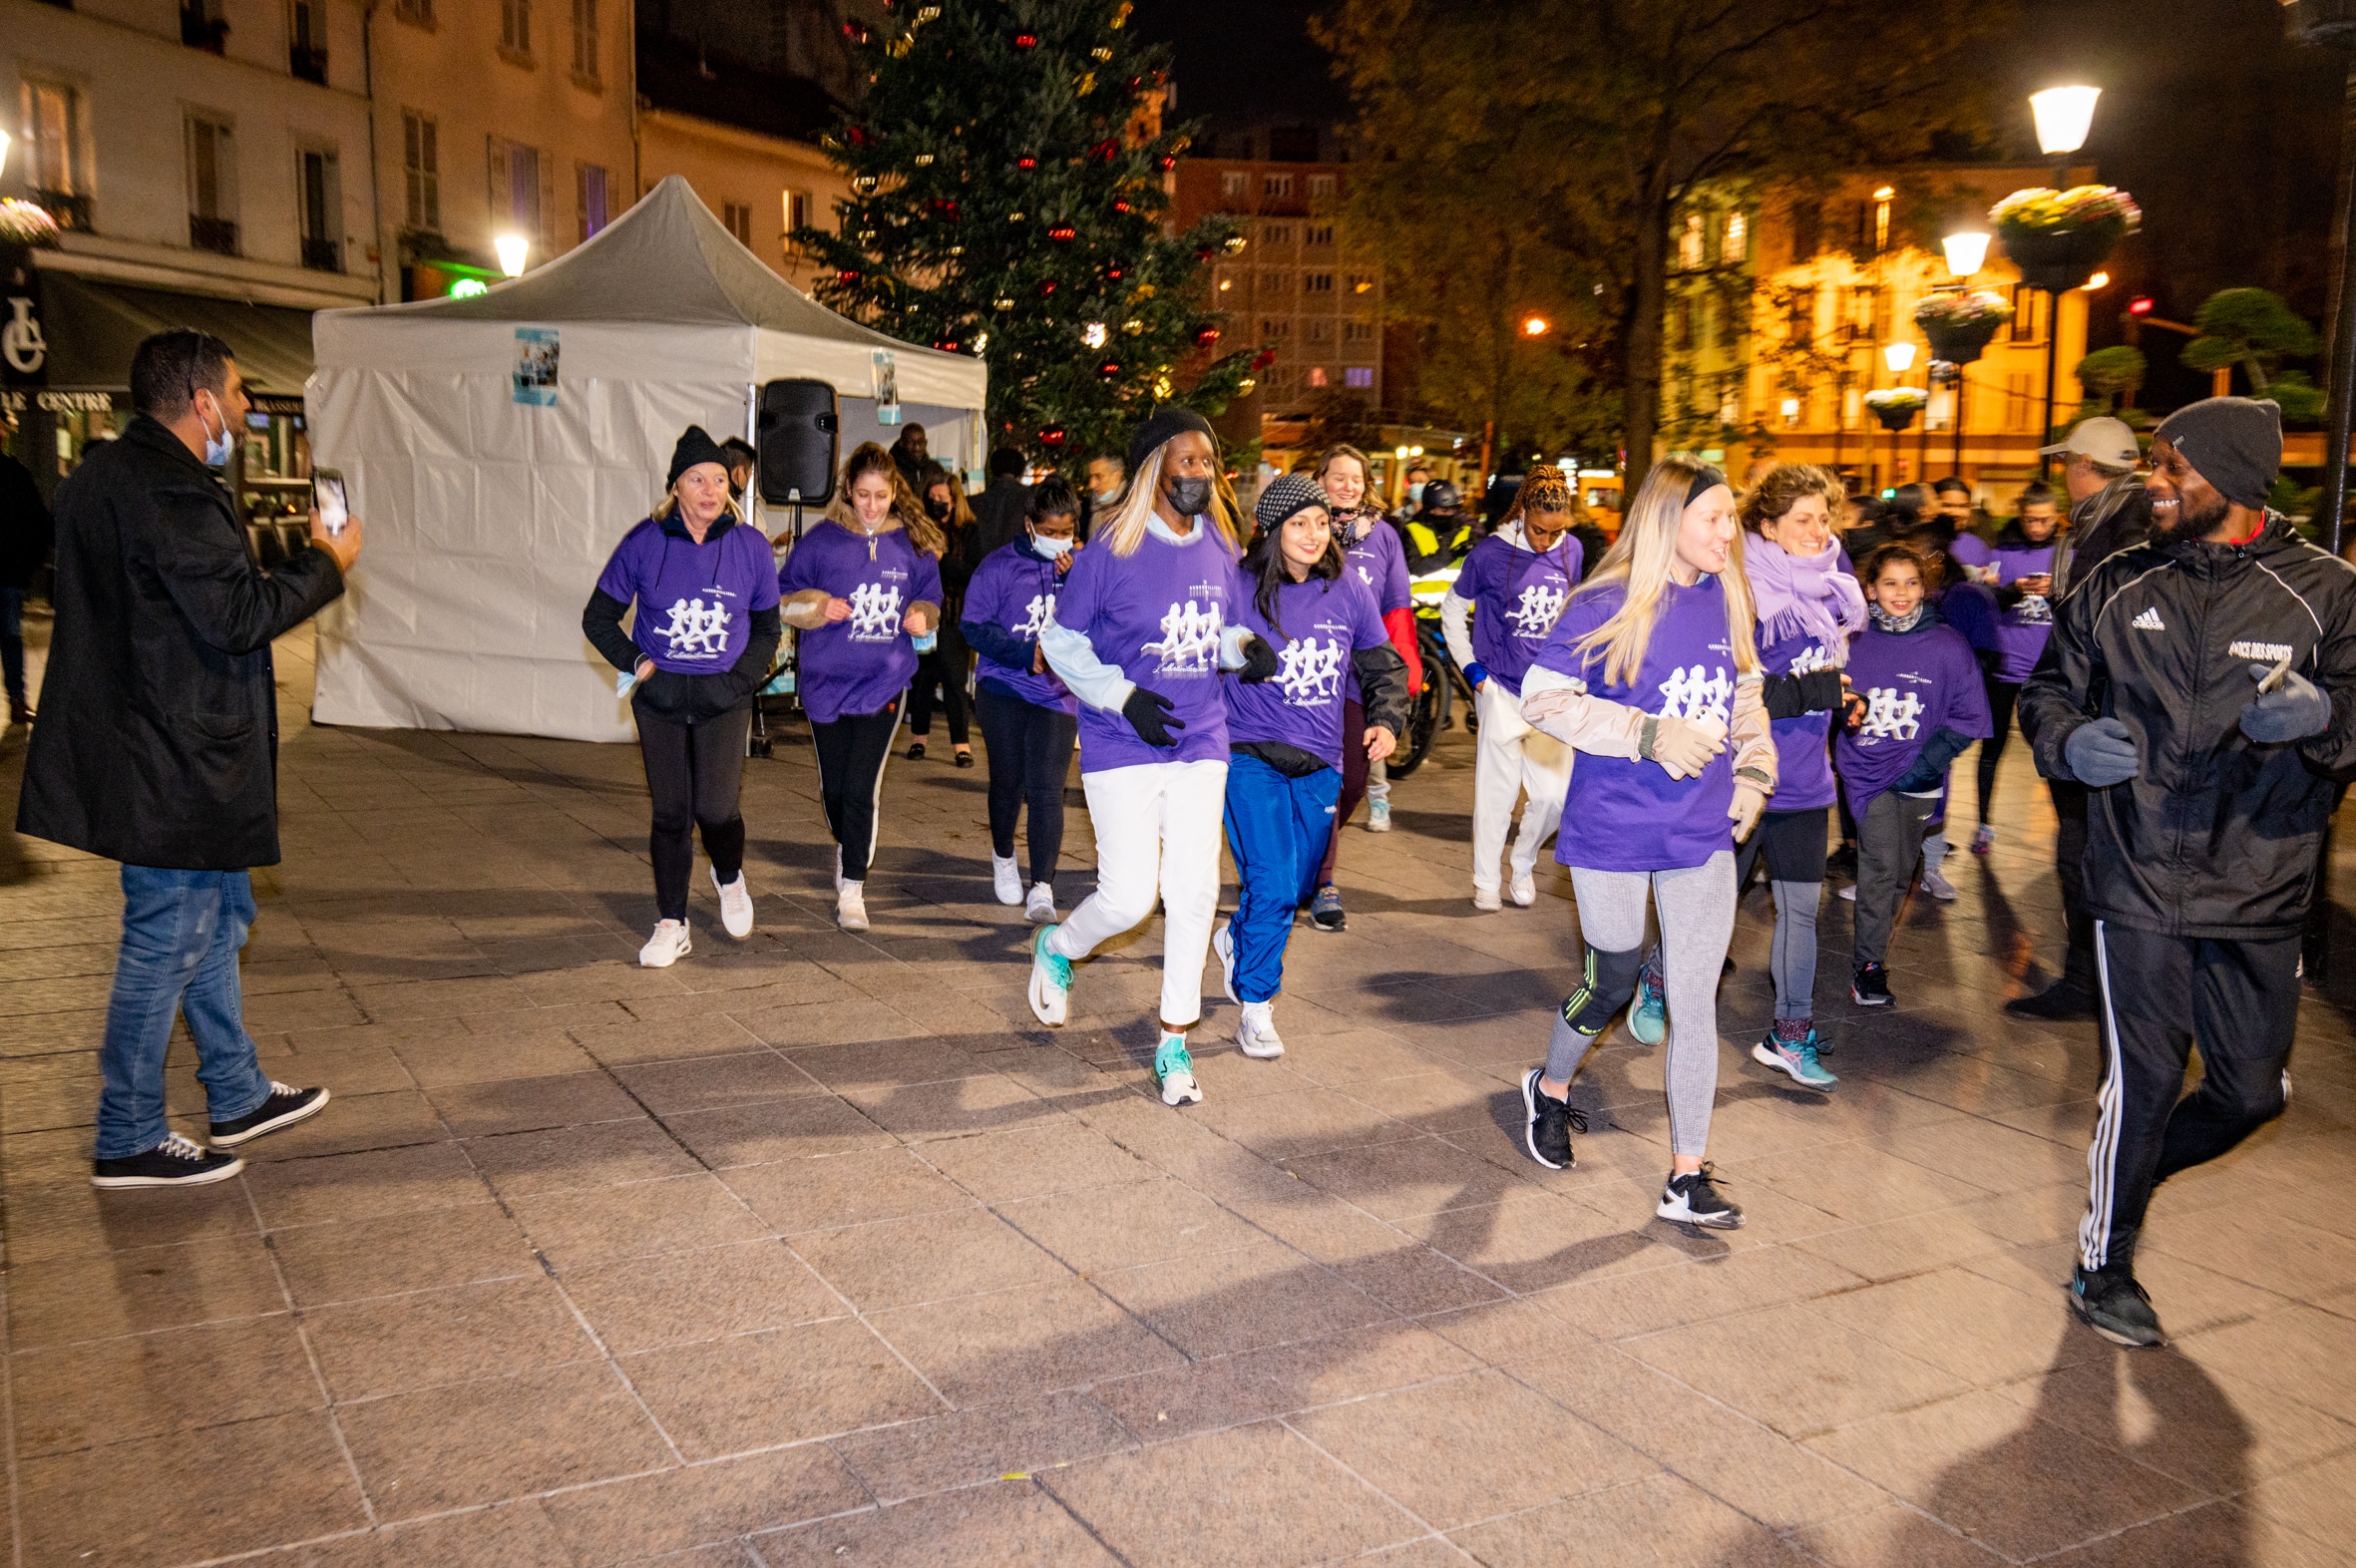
[777,443,945,933]
[583,426,781,968]
[1968,485,2064,855]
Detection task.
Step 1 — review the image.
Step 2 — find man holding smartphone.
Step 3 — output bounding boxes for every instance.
[18,329,365,1188]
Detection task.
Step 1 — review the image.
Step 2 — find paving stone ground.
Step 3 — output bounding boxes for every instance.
[4,619,2356,1567]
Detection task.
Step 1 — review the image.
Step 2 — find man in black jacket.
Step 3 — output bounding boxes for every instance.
[962,445,1031,570]
[2021,396,2356,1348]
[18,331,363,1189]
[0,417,53,724]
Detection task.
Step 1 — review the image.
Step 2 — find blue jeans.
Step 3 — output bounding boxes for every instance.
[1,585,25,708]
[95,867,273,1159]
[1221,753,1340,1004]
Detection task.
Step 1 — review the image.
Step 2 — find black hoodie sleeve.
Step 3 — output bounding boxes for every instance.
[1354,643,1410,736]
[724,605,782,701]
[583,588,641,674]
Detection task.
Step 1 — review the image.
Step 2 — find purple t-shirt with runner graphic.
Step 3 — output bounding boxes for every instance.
[594,517,782,675]
[1457,531,1583,696]
[1053,522,1246,773]
[1948,533,1994,572]
[1225,572,1389,769]
[1535,575,1743,873]
[964,541,1076,713]
[1753,614,1845,813]
[1834,621,1992,810]
[1338,513,1410,704]
[1989,542,2060,682]
[776,521,943,724]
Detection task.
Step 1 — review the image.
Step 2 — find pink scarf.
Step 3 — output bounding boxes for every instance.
[1747,535,1864,660]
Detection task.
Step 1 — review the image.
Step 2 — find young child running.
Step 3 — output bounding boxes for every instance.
[961,476,1082,923]
[778,443,944,933]
[1969,484,2064,853]
[1837,541,1992,1006]
[1441,466,1583,910]
[1025,409,1278,1106]
[1215,474,1408,1058]
[1514,459,1774,1226]
[1735,464,1865,1090]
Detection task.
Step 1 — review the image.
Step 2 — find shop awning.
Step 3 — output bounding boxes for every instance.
[33,272,317,397]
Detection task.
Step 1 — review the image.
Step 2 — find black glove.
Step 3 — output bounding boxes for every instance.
[1238,633,1280,684]
[1122,685,1184,747]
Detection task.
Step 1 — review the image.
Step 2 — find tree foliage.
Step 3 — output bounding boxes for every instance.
[2076,345,2149,405]
[2181,287,2318,394]
[791,0,1258,463]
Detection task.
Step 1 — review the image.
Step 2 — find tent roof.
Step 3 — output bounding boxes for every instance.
[374,175,955,362]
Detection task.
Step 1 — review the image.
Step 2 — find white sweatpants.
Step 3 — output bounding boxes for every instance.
[1049,758,1228,1029]
[1471,680,1572,892]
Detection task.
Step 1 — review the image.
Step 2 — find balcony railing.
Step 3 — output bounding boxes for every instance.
[190,215,238,255]
[289,44,328,83]
[300,236,341,272]
[33,190,92,230]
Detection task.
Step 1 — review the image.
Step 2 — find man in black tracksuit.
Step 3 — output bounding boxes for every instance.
[2021,397,2356,1348]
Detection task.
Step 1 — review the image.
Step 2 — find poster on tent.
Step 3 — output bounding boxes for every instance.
[513,327,560,406]
[872,349,900,425]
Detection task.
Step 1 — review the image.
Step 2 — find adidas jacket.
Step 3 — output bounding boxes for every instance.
[2019,513,2356,939]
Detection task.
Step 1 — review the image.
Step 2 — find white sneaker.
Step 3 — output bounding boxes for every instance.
[1154,1034,1203,1105]
[1510,870,1537,907]
[1839,884,1856,902]
[1921,865,1958,902]
[1024,883,1057,923]
[1214,922,1239,1003]
[1367,799,1392,833]
[712,868,754,938]
[991,854,1023,906]
[1473,885,1503,912]
[639,919,691,968]
[1237,1000,1285,1059]
[837,880,870,932]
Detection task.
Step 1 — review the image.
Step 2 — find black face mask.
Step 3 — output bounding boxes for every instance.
[1163,475,1214,517]
[925,499,952,522]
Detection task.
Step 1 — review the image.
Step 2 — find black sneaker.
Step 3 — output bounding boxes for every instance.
[1519,1067,1588,1170]
[209,1083,330,1147]
[1850,963,1894,1007]
[1308,885,1346,933]
[2005,978,2099,1021]
[907,740,927,760]
[92,1132,244,1189]
[1657,1165,1744,1229]
[2070,1266,2164,1348]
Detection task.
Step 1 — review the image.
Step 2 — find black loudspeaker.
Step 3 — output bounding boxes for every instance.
[756,378,839,505]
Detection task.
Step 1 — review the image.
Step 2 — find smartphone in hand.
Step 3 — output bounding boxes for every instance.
[313,469,349,537]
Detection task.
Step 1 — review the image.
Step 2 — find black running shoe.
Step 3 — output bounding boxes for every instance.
[1850,962,1894,1007]
[92,1132,244,1189]
[2005,979,2099,1021]
[1657,1165,1744,1229]
[209,1083,330,1147]
[1519,1067,1587,1170]
[2070,1265,2163,1348]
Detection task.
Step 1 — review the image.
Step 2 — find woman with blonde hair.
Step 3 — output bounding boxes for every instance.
[1511,458,1774,1226]
[583,426,782,967]
[1023,408,1279,1107]
[777,442,943,931]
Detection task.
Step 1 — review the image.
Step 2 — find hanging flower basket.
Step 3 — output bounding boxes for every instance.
[0,198,62,248]
[1991,187,2141,292]
[1913,289,2012,366]
[1864,387,1928,432]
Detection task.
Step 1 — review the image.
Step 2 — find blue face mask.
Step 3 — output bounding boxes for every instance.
[1029,530,1074,561]
[1408,481,1426,507]
[196,393,233,468]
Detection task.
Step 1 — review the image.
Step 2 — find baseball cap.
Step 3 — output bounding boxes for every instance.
[2038,416,2141,466]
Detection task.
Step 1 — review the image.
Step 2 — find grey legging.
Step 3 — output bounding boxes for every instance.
[1769,880,1821,1021]
[1548,852,1737,1158]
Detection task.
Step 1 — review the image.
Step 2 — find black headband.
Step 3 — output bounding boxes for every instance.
[1685,466,1728,509]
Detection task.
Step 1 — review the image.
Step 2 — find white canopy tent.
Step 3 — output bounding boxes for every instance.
[306,175,987,743]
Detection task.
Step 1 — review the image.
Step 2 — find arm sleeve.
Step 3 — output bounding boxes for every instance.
[961,618,1035,670]
[2298,582,2356,780]
[1440,588,1475,669]
[906,549,944,627]
[1518,663,1650,758]
[725,605,782,697]
[780,588,833,630]
[1761,668,1844,720]
[150,491,343,656]
[1730,675,1776,789]
[1039,608,1134,712]
[2019,581,2104,780]
[1354,643,1409,735]
[582,588,640,673]
[1382,605,1423,694]
[1894,726,1973,792]
[1216,621,1255,671]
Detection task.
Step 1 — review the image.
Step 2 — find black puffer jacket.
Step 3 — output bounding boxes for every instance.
[2019,513,2356,938]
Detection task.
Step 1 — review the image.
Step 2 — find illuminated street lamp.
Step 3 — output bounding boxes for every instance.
[1522,316,1549,337]
[1883,341,1917,375]
[2027,84,2100,476]
[0,128,12,180]
[1941,230,1990,279]
[494,234,531,278]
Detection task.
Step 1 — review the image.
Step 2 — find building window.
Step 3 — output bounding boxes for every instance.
[781,188,811,254]
[1343,319,1373,342]
[1263,174,1293,197]
[1723,209,1748,264]
[1308,366,1329,388]
[296,147,340,270]
[2010,284,2043,342]
[1305,224,1334,246]
[2006,372,2034,430]
[20,81,91,228]
[181,0,227,51]
[489,136,546,243]
[722,201,752,245]
[1304,272,1333,293]
[571,0,597,82]
[1308,174,1336,197]
[501,0,532,57]
[1261,272,1289,295]
[1344,366,1374,389]
[403,110,440,231]
[578,163,609,241]
[1677,210,1705,269]
[1262,223,1293,245]
[1306,319,1332,344]
[289,0,328,81]
[1259,318,1290,340]
[186,114,238,254]
[394,0,435,23]
[1220,170,1248,198]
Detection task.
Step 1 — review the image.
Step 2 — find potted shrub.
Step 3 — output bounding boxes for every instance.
[1991,186,2142,292]
[1864,387,1928,432]
[1913,289,2013,366]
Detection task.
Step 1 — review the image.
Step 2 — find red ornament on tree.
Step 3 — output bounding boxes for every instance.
[1038,425,1067,448]
[1251,348,1277,370]
[1194,325,1221,348]
[1097,359,1122,378]
[846,125,869,147]
[1158,154,1178,172]
[933,338,962,352]
[1090,139,1119,162]
[1016,156,1036,171]
[1106,265,1124,280]
[1037,279,1058,297]
[1194,244,1216,261]
[1112,198,1131,214]
[1048,224,1076,244]
[1013,31,1037,48]
[837,269,863,285]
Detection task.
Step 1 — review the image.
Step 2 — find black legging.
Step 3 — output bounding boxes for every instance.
[976,682,1077,888]
[635,705,752,922]
[813,699,902,882]
[1975,676,2022,826]
[908,623,971,746]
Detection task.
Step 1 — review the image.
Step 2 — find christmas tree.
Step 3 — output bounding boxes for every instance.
[792,0,1263,466]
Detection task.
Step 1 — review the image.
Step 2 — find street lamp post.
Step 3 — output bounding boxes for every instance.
[1885,342,1920,484]
[2030,86,2100,479]
[1938,231,1991,479]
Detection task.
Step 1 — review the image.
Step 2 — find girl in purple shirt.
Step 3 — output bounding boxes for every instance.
[777,444,944,933]
[1969,487,2063,854]
[583,426,782,969]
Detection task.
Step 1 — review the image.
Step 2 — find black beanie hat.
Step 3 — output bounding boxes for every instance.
[1253,472,1329,534]
[2153,397,2282,510]
[1127,405,1217,477]
[667,425,731,489]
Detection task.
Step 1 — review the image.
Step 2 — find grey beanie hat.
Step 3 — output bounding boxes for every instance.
[2153,397,2282,510]
[1253,472,1329,534]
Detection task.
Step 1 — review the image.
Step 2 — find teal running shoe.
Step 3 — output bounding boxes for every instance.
[1628,959,1666,1046]
[1154,1033,1202,1105]
[1752,1028,1837,1091]
[1027,925,1071,1027]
